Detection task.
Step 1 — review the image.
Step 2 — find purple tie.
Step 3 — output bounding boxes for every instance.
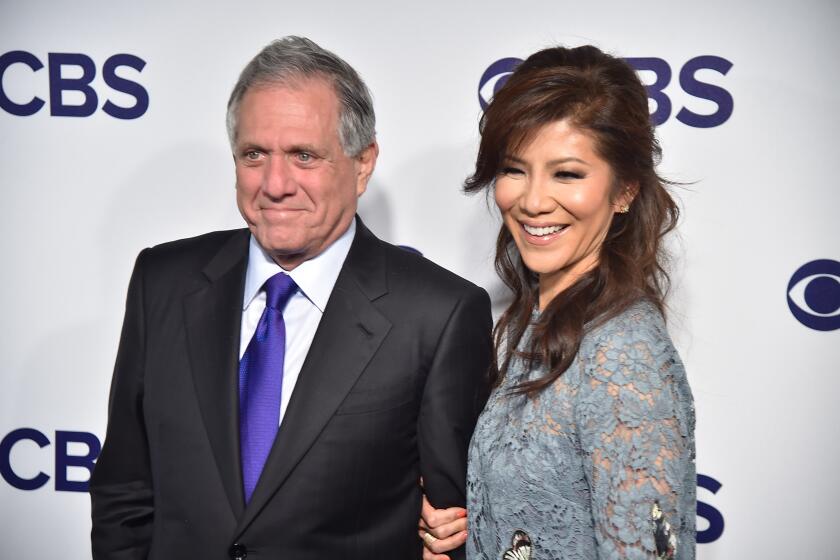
[239,272,297,503]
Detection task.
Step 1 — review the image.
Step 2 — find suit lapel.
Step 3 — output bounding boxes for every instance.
[234,219,392,535]
[183,230,250,519]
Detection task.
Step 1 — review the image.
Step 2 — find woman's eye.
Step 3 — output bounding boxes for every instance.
[501,167,524,176]
[556,170,583,179]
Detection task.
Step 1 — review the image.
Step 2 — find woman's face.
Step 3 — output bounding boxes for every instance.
[494,119,631,308]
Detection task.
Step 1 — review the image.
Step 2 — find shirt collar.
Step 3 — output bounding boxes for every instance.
[242,219,356,313]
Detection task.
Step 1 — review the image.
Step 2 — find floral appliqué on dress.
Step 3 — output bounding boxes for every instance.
[652,501,677,559]
[502,530,532,560]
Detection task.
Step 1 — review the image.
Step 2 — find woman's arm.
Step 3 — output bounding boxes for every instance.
[575,308,695,559]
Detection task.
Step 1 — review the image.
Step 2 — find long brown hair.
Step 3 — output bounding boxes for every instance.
[466,45,679,395]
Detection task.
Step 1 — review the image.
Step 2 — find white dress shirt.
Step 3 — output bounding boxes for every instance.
[239,220,356,426]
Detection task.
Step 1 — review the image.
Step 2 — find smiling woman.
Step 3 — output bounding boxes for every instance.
[420,45,696,560]
[493,119,633,309]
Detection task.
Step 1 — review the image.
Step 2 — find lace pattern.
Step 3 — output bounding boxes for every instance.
[467,301,695,559]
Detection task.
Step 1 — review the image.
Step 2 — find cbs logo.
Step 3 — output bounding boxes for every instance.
[0,51,148,119]
[478,55,733,128]
[1,428,100,492]
[787,259,840,331]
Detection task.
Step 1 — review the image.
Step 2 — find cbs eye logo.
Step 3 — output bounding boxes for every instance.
[787,259,840,331]
[477,58,521,110]
[398,245,422,256]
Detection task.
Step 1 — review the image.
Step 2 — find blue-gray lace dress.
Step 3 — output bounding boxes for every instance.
[467,301,695,559]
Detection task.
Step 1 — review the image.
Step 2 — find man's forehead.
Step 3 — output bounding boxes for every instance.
[236,78,341,143]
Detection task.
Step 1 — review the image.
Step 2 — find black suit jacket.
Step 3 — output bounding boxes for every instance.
[90,219,492,559]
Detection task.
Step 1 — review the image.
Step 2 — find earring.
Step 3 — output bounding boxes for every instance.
[617,186,633,213]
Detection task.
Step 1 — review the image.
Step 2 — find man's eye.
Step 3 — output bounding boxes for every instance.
[296,152,313,162]
[244,150,261,160]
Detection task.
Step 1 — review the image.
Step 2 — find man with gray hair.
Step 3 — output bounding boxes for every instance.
[90,36,491,560]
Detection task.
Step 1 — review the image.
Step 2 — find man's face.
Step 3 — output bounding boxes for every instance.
[233,78,377,270]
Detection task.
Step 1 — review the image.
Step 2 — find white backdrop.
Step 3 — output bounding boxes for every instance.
[2,0,838,558]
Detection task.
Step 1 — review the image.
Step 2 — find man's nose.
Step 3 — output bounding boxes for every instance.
[262,155,297,199]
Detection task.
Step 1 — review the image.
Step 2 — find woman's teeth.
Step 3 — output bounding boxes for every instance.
[523,224,565,237]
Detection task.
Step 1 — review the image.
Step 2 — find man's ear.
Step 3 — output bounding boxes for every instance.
[355,141,379,197]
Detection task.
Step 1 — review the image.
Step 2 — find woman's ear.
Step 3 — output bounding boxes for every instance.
[614,182,639,214]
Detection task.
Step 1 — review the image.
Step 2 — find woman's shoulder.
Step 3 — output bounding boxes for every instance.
[586,298,667,340]
[579,298,683,376]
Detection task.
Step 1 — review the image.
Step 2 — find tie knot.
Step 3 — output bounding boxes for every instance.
[263,272,297,311]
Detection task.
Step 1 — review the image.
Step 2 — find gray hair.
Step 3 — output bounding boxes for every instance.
[226,36,376,157]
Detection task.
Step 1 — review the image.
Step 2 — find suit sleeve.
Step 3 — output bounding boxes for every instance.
[418,286,493,559]
[90,250,154,559]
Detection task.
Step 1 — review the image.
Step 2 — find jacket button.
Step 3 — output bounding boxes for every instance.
[228,543,247,559]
